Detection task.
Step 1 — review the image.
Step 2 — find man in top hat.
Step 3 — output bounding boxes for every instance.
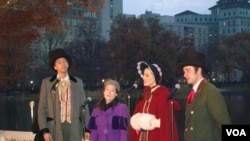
[179,50,231,141]
[37,48,90,141]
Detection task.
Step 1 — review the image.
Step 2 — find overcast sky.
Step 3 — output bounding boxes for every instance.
[123,0,218,16]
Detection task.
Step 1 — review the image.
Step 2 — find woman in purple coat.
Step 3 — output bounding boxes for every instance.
[87,79,129,141]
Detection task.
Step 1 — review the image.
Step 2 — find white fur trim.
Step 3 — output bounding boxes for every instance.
[152,64,162,77]
[150,118,161,128]
[137,61,162,79]
[130,113,142,130]
[138,113,160,130]
[137,61,147,78]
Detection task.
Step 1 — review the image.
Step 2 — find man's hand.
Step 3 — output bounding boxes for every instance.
[84,132,90,141]
[43,133,53,141]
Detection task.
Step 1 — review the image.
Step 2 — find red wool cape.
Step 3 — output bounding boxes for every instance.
[130,86,180,141]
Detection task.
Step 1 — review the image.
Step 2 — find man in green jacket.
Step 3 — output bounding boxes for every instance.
[180,49,231,141]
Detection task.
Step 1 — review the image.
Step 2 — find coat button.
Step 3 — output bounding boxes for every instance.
[190,110,194,115]
[190,127,194,131]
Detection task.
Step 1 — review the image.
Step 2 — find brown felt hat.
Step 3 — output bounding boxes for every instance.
[179,50,208,72]
[104,79,120,92]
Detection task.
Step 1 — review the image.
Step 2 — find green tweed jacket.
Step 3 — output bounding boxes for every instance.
[184,79,231,141]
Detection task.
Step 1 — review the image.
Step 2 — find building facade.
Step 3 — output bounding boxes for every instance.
[174,0,250,49]
[98,0,123,41]
[139,0,250,82]
[210,0,250,38]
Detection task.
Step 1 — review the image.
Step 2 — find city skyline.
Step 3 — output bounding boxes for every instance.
[123,0,218,16]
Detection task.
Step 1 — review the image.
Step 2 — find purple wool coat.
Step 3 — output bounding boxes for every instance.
[88,103,129,141]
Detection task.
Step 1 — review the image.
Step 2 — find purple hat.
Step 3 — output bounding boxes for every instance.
[137,61,162,84]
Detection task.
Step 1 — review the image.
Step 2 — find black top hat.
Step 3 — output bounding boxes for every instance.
[179,50,208,72]
[49,48,72,71]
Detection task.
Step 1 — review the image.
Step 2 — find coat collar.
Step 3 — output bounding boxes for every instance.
[196,79,207,93]
[49,74,77,83]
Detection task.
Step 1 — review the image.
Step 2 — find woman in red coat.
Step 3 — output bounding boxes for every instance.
[130,61,180,141]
